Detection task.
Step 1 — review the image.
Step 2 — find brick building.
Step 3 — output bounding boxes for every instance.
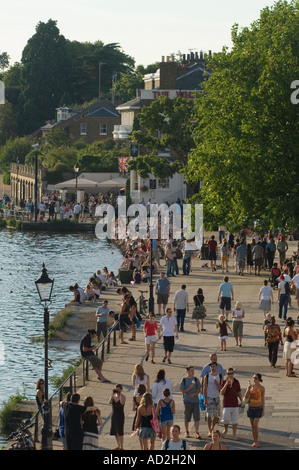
[41,98,121,144]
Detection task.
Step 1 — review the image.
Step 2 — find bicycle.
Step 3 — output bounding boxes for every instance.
[138,290,148,317]
[7,419,36,450]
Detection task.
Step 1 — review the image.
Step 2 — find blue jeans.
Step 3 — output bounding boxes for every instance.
[183,257,191,275]
[167,259,175,277]
[279,294,288,320]
[176,309,186,331]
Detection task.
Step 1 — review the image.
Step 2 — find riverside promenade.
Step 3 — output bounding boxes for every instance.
[51,238,299,451]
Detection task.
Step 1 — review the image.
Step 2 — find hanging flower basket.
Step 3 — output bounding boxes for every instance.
[139,185,148,192]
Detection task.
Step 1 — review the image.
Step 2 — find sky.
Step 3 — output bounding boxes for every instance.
[0,0,281,68]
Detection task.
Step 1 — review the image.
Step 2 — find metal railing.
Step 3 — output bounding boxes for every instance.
[26,322,119,447]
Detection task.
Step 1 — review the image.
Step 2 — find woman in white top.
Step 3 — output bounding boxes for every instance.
[132,364,150,396]
[258,280,274,318]
[232,301,245,347]
[151,369,173,406]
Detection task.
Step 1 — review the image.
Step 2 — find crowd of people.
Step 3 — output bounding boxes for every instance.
[37,226,299,451]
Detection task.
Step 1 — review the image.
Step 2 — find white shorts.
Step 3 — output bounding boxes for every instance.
[222,407,239,425]
[145,335,157,345]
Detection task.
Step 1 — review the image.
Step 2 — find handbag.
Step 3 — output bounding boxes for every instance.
[150,406,162,438]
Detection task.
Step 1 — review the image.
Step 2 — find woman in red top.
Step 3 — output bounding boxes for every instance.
[143,313,158,363]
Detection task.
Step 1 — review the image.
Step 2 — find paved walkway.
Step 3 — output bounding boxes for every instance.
[51,238,299,451]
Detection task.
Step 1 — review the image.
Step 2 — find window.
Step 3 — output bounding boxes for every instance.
[80,123,87,135]
[158,178,170,189]
[100,123,107,135]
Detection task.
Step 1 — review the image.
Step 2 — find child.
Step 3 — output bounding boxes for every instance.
[216,314,232,351]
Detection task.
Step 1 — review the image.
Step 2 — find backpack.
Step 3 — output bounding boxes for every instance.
[164,439,187,450]
[284,281,290,295]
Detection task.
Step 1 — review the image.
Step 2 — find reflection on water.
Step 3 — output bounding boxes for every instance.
[0,229,123,417]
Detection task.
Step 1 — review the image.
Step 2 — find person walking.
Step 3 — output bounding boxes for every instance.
[143,313,158,363]
[156,388,175,441]
[182,240,193,275]
[236,239,247,276]
[155,272,170,316]
[208,235,217,272]
[179,366,202,439]
[192,288,206,332]
[216,314,232,351]
[109,384,126,450]
[204,429,227,450]
[283,318,298,377]
[220,368,242,439]
[173,284,189,332]
[264,316,283,368]
[203,361,224,436]
[217,276,234,320]
[158,307,179,364]
[278,275,289,321]
[132,364,150,395]
[135,392,157,450]
[232,302,245,347]
[161,424,189,450]
[258,280,274,319]
[244,373,265,448]
[152,369,173,407]
[95,299,110,341]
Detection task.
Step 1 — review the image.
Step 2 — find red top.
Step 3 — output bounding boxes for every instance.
[144,321,158,336]
[222,379,241,407]
[208,239,217,251]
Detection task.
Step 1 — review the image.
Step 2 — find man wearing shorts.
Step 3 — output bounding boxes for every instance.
[80,329,110,383]
[156,272,170,315]
[203,362,224,436]
[180,366,202,439]
[159,307,178,364]
[220,368,242,439]
[217,276,234,320]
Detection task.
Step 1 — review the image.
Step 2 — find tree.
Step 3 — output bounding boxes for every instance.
[66,41,135,104]
[130,95,196,194]
[188,0,299,231]
[112,62,160,103]
[17,19,72,134]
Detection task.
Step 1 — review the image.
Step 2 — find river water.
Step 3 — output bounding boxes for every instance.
[0,228,123,443]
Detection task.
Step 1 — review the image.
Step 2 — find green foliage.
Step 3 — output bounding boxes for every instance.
[129,155,181,179]
[188,0,299,230]
[18,19,72,134]
[66,40,135,104]
[0,392,28,434]
[0,136,32,175]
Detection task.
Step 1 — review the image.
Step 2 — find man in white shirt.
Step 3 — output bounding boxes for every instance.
[73,203,82,220]
[278,275,289,320]
[159,308,178,364]
[173,285,189,332]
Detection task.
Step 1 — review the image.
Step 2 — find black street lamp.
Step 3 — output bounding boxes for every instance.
[32,144,39,223]
[74,163,80,202]
[35,263,54,450]
[148,238,155,314]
